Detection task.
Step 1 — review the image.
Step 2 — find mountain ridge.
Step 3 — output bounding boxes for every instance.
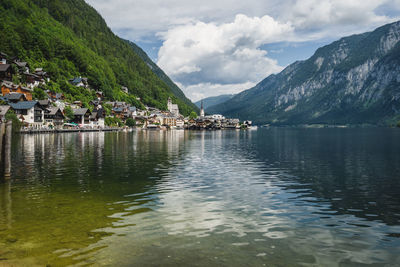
[194,94,235,110]
[208,20,400,125]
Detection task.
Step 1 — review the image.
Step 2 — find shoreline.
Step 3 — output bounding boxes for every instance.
[18,127,259,134]
[19,127,123,134]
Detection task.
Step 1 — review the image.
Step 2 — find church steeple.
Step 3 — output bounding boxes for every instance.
[200,100,205,117]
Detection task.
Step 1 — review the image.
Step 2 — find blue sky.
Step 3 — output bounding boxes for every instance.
[86,0,400,101]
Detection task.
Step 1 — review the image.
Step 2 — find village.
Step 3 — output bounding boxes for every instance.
[0,52,253,132]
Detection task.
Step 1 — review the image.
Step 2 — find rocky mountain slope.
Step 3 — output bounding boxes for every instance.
[208,21,400,125]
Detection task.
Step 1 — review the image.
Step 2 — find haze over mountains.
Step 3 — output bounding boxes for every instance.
[194,94,235,109]
[208,20,400,125]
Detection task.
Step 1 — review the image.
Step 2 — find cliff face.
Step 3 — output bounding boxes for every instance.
[208,21,400,125]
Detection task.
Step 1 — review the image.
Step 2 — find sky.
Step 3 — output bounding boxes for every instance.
[85,0,400,102]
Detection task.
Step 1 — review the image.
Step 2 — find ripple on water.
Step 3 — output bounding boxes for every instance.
[1,129,400,266]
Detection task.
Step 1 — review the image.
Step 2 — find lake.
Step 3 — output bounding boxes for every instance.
[1,128,400,266]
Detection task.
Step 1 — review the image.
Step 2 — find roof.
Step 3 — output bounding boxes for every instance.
[129,107,137,112]
[47,107,63,116]
[1,81,32,91]
[3,93,26,101]
[38,100,50,106]
[94,108,105,118]
[14,61,28,68]
[70,77,82,84]
[113,107,123,112]
[0,105,10,116]
[70,77,87,85]
[25,73,39,78]
[89,112,98,119]
[0,64,11,72]
[73,108,90,116]
[9,101,38,110]
[1,81,13,88]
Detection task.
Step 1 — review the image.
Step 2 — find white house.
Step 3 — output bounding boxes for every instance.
[9,101,45,127]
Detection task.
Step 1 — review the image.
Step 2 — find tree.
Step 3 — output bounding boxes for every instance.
[126,118,136,127]
[103,103,112,116]
[105,116,124,127]
[5,110,23,133]
[64,106,74,121]
[33,87,48,100]
[189,111,198,120]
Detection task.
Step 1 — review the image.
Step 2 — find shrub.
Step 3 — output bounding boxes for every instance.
[126,118,136,127]
[64,106,74,121]
[5,110,23,133]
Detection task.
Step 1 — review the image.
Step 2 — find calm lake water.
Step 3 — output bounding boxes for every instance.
[1,128,400,266]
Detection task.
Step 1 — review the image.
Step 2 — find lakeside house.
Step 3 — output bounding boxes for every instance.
[72,108,91,126]
[44,107,65,128]
[90,108,105,128]
[9,101,45,127]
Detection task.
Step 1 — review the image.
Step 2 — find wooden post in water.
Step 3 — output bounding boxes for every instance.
[0,122,5,163]
[4,120,12,178]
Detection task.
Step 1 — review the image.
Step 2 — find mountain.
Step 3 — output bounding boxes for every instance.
[208,21,400,125]
[194,94,235,109]
[126,40,198,114]
[0,0,195,115]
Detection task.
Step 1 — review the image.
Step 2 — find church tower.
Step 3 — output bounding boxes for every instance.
[200,100,205,117]
[167,97,172,111]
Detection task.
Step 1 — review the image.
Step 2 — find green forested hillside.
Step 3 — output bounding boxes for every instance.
[0,0,195,115]
[126,40,198,113]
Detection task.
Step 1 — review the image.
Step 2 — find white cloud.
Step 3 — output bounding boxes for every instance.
[177,81,257,102]
[85,0,282,40]
[86,0,400,101]
[280,0,397,40]
[157,14,290,98]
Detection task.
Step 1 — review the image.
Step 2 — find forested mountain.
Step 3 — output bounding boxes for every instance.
[0,0,196,115]
[208,21,400,125]
[126,40,198,113]
[194,94,235,110]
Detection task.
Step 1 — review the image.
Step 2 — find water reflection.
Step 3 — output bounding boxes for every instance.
[0,129,399,266]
